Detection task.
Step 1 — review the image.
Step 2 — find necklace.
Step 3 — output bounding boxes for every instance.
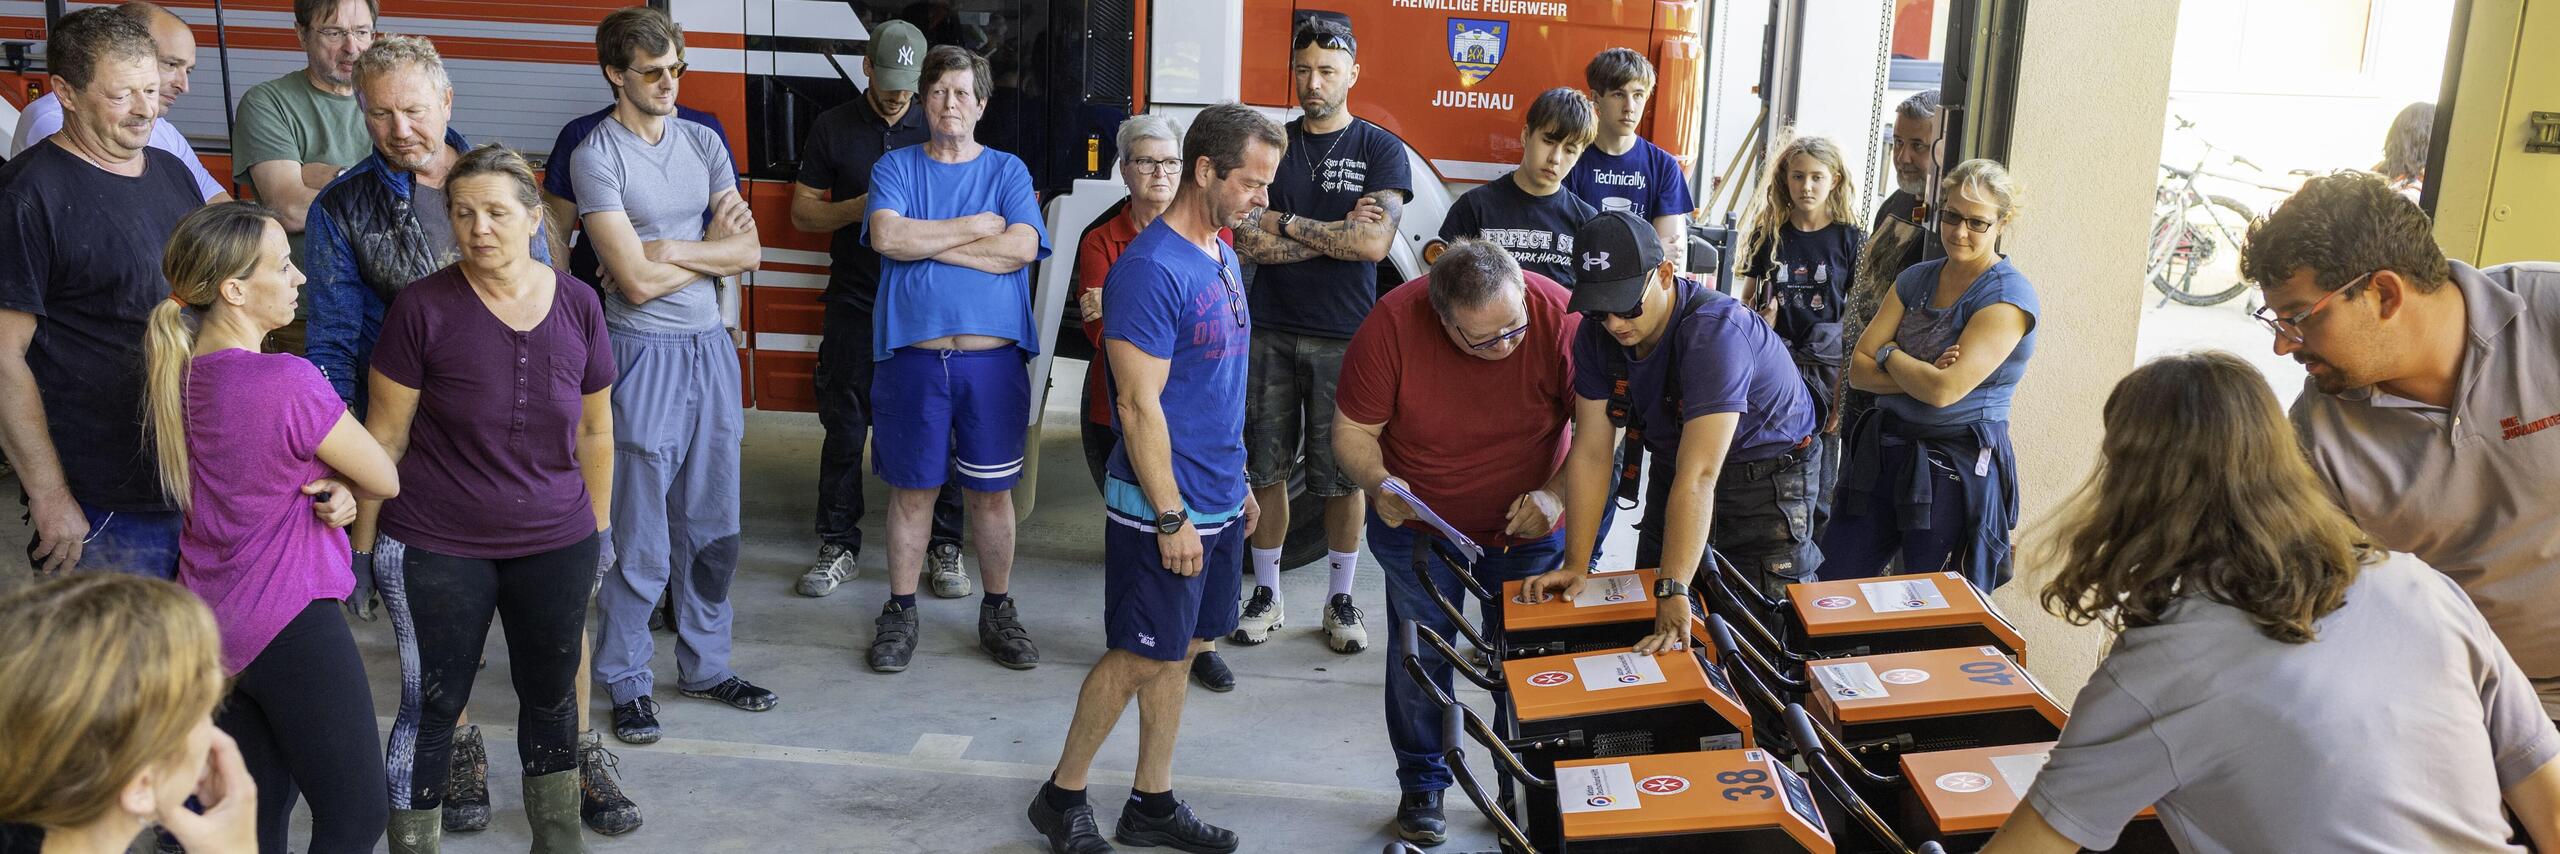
[1295,117,1357,185]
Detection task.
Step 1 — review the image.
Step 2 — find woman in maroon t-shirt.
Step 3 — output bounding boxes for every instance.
[362,146,617,851]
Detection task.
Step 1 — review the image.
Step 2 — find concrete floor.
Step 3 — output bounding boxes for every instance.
[1,359,1648,853]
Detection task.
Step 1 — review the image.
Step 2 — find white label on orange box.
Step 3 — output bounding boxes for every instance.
[1880,667,1931,685]
[1862,578,1950,613]
[1572,573,1645,608]
[1936,772,1993,794]
[1814,661,1890,700]
[1574,652,1668,690]
[1558,763,1643,813]
[1991,752,2052,800]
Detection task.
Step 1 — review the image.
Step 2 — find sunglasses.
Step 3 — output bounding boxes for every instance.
[1293,28,1357,54]
[1218,265,1245,328]
[1581,301,1643,323]
[622,62,687,84]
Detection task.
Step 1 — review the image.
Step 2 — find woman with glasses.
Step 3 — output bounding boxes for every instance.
[1071,114,1241,690]
[1979,351,2560,853]
[1824,158,2037,591]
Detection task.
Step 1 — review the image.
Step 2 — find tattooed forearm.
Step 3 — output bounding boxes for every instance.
[1281,191,1403,263]
[1233,209,1325,264]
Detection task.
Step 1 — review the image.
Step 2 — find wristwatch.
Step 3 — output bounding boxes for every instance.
[1276,211,1297,235]
[1874,343,1902,368]
[1152,509,1187,535]
[1653,578,1690,600]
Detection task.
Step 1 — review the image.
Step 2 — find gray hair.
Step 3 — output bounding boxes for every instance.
[1116,114,1183,157]
[1896,89,1943,123]
[353,34,450,96]
[1427,239,1524,319]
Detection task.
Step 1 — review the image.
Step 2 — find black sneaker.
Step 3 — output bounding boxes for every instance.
[870,601,920,673]
[979,599,1040,670]
[445,724,492,832]
[1189,651,1234,693]
[1393,790,1447,845]
[578,732,642,836]
[1026,789,1115,854]
[680,676,778,711]
[1114,800,1237,853]
[612,696,662,745]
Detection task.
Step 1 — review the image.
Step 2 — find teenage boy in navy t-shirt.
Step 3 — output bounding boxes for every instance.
[1440,88,1600,286]
[1567,47,1695,272]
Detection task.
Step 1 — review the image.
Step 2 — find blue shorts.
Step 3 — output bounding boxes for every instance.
[871,346,1030,491]
[1102,478,1246,662]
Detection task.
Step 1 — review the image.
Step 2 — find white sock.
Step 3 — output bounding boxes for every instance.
[1251,546,1283,594]
[1327,550,1359,599]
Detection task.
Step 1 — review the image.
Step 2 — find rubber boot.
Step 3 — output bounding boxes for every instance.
[525,770,589,853]
[388,808,443,854]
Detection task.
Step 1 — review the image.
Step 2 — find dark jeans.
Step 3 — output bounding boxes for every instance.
[1819,438,1970,581]
[221,600,387,853]
[380,533,597,810]
[16,496,181,579]
[1376,513,1566,793]
[1634,443,1823,599]
[817,300,962,555]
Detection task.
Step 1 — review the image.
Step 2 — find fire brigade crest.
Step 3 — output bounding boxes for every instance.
[1448,19,1507,85]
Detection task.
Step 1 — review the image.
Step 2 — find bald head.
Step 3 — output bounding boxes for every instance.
[117,2,196,109]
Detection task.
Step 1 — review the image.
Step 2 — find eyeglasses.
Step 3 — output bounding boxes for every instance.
[2251,270,2371,344]
[1449,319,1529,352]
[1935,210,1999,234]
[1219,265,1246,328]
[1128,157,1183,175]
[622,62,687,84]
[310,26,375,43]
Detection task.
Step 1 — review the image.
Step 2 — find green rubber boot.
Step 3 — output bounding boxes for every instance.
[526,769,589,853]
[387,807,442,854]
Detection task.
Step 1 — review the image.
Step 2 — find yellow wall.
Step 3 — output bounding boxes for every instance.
[1985,0,2184,704]
[2435,0,2560,265]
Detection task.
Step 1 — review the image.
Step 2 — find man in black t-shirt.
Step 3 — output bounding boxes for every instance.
[1440,87,1600,285]
[1230,18,1412,655]
[1837,89,1943,440]
[785,21,970,600]
[0,9,202,579]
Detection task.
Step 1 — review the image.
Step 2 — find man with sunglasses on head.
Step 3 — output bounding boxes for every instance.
[2268,171,2560,726]
[1522,211,1819,653]
[1333,239,1580,845]
[230,0,380,353]
[1229,17,1412,656]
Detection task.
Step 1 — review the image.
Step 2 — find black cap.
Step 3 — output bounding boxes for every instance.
[1566,210,1663,314]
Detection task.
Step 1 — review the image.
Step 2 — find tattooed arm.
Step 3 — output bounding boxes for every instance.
[1232,208,1325,264]
[1280,190,1403,263]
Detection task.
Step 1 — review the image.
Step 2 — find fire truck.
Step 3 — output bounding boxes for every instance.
[1,0,1705,564]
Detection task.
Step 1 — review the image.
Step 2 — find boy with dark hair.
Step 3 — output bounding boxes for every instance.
[1438,87,1600,285]
[1567,47,1693,271]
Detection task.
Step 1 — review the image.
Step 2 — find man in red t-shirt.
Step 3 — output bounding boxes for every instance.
[1332,239,1581,844]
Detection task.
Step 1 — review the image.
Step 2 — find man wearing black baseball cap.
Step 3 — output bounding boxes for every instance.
[1523,211,1823,655]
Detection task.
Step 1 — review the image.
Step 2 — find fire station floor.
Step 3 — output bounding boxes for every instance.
[0,358,1651,853]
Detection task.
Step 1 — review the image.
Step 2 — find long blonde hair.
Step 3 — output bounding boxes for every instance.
[0,573,225,829]
[1741,131,1861,280]
[144,202,284,512]
[2036,351,2374,643]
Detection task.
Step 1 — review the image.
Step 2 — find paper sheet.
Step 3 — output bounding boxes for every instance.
[1384,480,1483,563]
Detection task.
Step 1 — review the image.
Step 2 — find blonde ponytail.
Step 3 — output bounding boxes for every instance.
[146,202,287,511]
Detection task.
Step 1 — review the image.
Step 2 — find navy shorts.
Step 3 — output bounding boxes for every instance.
[1102,479,1247,662]
[871,346,1030,491]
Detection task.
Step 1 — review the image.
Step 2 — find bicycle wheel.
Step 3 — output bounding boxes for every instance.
[2147,194,2257,306]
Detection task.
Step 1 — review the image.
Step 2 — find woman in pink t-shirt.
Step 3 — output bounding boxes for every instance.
[141,202,400,854]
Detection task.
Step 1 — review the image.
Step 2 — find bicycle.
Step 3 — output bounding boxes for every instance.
[2146,116,2299,306]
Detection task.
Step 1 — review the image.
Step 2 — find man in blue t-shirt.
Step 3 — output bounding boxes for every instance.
[1030,101,1283,854]
[1522,211,1822,655]
[861,45,1051,675]
[1567,47,1695,272]
[1229,18,1413,655]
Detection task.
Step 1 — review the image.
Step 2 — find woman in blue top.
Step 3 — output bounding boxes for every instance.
[1825,159,2036,591]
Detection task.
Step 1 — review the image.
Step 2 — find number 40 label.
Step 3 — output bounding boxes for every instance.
[1962,658,2015,686]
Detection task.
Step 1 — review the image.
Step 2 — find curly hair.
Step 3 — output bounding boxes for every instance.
[2036,351,2377,644]
[2240,170,2447,294]
[2380,101,2434,184]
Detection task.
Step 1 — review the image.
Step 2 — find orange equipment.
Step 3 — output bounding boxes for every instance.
[1786,572,2029,663]
[1895,743,2175,853]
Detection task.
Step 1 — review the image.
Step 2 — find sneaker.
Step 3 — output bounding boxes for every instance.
[927,541,972,598]
[1113,800,1238,853]
[979,599,1040,669]
[612,696,662,745]
[681,676,778,711]
[869,601,920,673]
[1189,651,1234,693]
[1026,790,1114,854]
[649,596,673,633]
[1393,790,1447,845]
[798,543,857,597]
[1230,586,1282,645]
[444,725,492,832]
[578,732,642,836]
[1323,593,1369,654]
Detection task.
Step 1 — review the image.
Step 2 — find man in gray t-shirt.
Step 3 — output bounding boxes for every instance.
[574,5,775,746]
[2006,554,2560,853]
